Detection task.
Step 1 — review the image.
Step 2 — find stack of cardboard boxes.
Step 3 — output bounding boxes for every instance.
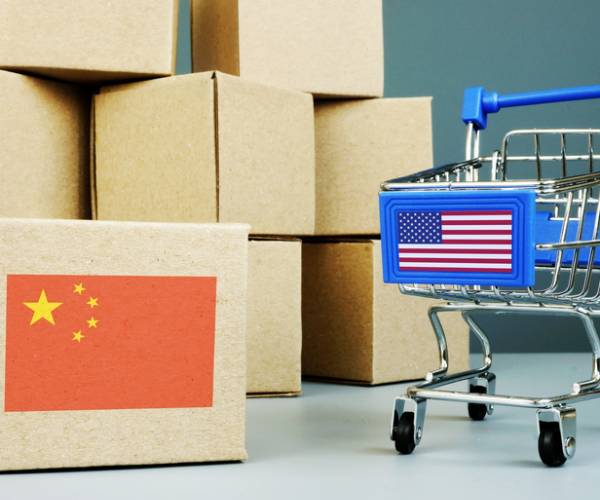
[188,0,468,388]
[93,71,312,397]
[0,0,251,469]
[0,0,468,470]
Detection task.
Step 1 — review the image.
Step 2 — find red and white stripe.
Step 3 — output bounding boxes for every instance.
[398,210,512,273]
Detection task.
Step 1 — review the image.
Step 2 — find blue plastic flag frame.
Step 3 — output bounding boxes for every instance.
[379,190,536,286]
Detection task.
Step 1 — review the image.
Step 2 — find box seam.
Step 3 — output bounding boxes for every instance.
[368,241,376,384]
[90,95,98,219]
[212,76,221,221]
[171,0,180,74]
[234,0,241,74]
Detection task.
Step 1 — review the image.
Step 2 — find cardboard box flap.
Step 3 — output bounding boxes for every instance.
[93,74,219,223]
[94,72,315,235]
[191,0,383,97]
[302,239,469,385]
[247,239,302,394]
[314,97,433,235]
[0,70,90,219]
[0,0,179,83]
[215,73,315,234]
[302,240,375,382]
[191,0,240,76]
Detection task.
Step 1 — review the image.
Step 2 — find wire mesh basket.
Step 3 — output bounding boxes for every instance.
[379,84,600,466]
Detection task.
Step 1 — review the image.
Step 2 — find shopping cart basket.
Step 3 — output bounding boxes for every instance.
[379,84,600,467]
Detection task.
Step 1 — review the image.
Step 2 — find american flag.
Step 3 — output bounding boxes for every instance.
[397,210,513,273]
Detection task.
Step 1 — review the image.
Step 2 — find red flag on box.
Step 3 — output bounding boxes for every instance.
[5,275,217,412]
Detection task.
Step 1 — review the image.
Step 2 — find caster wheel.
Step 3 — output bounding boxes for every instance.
[392,412,416,455]
[468,385,488,421]
[538,423,568,467]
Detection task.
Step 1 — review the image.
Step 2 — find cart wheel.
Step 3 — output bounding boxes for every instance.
[538,423,567,467]
[392,412,416,455]
[467,385,488,421]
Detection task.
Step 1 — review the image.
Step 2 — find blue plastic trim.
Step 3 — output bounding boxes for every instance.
[535,211,600,266]
[462,86,488,129]
[462,84,600,130]
[379,190,536,286]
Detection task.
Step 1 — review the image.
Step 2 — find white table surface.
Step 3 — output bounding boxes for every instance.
[2,353,599,499]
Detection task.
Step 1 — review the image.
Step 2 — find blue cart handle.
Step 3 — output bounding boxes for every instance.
[462,84,600,130]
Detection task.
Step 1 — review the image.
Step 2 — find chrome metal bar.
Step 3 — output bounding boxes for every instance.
[546,191,573,293]
[560,188,589,295]
[561,133,568,178]
[426,306,449,379]
[382,174,600,194]
[573,197,600,299]
[465,122,474,161]
[408,386,600,409]
[505,154,600,161]
[538,239,600,250]
[534,133,542,180]
[589,133,595,173]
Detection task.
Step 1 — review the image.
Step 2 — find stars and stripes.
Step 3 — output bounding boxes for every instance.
[397,210,513,273]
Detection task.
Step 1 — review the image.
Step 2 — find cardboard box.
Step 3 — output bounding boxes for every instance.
[191,0,383,98]
[247,239,301,396]
[0,70,90,219]
[302,240,469,385]
[93,72,315,235]
[0,218,248,470]
[315,98,433,235]
[0,0,178,84]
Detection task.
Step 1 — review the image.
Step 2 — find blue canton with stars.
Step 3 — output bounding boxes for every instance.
[398,211,442,244]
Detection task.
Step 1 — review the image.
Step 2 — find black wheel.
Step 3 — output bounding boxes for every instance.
[538,423,567,467]
[392,412,416,455]
[468,384,488,421]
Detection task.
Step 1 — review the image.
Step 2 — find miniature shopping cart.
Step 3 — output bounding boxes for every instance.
[379,84,600,467]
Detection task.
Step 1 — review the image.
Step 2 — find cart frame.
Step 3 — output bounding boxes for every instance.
[382,84,600,466]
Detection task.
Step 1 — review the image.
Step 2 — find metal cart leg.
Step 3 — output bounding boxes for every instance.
[391,304,496,453]
[390,303,600,466]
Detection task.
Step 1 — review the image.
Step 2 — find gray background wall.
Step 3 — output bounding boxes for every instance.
[175,0,600,352]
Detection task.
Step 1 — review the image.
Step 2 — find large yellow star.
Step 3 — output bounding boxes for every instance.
[23,290,63,326]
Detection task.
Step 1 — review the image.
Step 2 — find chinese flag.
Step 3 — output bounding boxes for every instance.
[5,275,217,412]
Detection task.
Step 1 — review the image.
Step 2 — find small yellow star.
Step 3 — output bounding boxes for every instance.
[23,290,63,325]
[72,330,85,343]
[73,283,85,295]
[87,297,99,308]
[86,317,98,328]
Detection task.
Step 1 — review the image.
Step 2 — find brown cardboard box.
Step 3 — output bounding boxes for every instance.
[93,72,315,236]
[315,98,433,236]
[0,218,248,470]
[247,239,301,396]
[191,0,383,98]
[302,240,469,384]
[0,0,178,84]
[0,70,89,219]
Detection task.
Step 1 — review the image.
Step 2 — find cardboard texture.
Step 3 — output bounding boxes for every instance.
[302,240,469,385]
[0,219,249,470]
[93,72,315,235]
[0,70,90,219]
[315,98,433,236]
[191,0,383,98]
[0,0,178,84]
[247,239,301,396]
